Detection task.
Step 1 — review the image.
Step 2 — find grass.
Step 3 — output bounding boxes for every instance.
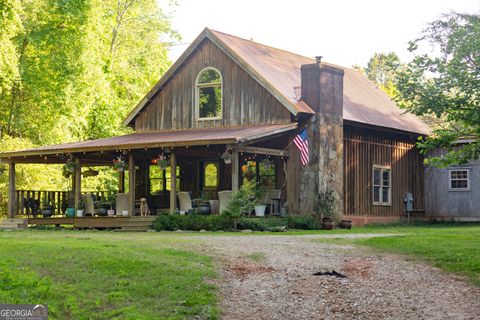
[245,252,266,262]
[0,230,218,319]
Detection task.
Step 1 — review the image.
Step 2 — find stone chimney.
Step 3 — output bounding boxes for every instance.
[298,59,344,217]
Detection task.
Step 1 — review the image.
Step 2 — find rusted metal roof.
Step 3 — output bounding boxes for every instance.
[210,30,430,135]
[0,124,297,158]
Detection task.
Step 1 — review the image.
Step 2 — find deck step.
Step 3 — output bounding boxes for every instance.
[0,218,28,230]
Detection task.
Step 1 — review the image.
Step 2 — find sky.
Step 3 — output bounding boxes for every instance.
[160,0,479,68]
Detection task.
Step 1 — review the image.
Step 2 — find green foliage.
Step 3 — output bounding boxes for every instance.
[154,214,234,231]
[315,188,335,220]
[365,52,401,97]
[223,179,256,217]
[154,214,320,232]
[395,12,480,167]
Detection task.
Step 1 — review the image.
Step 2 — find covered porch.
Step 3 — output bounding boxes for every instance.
[1,124,295,226]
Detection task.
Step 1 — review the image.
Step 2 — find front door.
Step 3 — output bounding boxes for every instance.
[199,160,219,200]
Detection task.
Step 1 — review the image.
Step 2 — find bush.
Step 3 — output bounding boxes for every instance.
[154,214,320,232]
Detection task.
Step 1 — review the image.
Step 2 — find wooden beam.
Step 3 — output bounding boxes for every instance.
[118,170,125,193]
[169,152,177,214]
[8,162,15,218]
[74,158,82,209]
[231,150,239,192]
[236,146,289,157]
[128,153,135,216]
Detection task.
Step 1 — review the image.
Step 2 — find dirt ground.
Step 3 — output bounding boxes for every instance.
[190,234,480,320]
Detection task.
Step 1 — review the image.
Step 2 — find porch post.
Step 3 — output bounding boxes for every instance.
[231,150,239,192]
[169,151,177,214]
[128,153,135,216]
[7,162,16,218]
[118,171,125,193]
[74,158,82,209]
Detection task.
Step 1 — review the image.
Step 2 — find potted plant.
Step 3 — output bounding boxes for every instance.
[316,189,335,230]
[198,192,211,215]
[157,153,169,170]
[113,156,126,172]
[222,181,256,230]
[66,207,75,218]
[253,184,266,217]
[221,149,232,165]
[41,199,54,217]
[76,199,85,217]
[97,199,109,216]
[62,160,78,178]
[340,219,353,229]
[105,193,116,216]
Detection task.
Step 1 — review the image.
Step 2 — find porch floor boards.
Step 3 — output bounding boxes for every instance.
[27,216,156,231]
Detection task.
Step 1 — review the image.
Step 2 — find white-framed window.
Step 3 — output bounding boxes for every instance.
[449,168,470,191]
[195,67,222,120]
[373,165,391,205]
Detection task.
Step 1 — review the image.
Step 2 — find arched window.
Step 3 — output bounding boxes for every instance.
[204,163,218,188]
[196,68,222,120]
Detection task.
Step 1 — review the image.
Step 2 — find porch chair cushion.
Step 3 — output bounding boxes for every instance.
[218,190,233,214]
[116,193,129,214]
[177,192,193,213]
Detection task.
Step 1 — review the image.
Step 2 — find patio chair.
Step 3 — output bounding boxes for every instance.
[262,189,282,215]
[116,193,129,215]
[218,190,233,214]
[82,194,95,216]
[177,192,193,213]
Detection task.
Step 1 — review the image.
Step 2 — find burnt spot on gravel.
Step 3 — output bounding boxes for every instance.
[227,260,275,279]
[341,258,374,278]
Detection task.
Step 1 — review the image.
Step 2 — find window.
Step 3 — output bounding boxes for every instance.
[449,169,470,191]
[373,166,391,205]
[241,158,276,188]
[149,165,180,195]
[196,68,222,119]
[204,163,218,188]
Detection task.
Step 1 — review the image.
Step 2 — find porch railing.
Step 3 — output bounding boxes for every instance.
[15,190,108,217]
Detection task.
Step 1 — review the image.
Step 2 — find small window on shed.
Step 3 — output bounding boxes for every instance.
[196,68,222,120]
[449,169,470,191]
[373,166,391,205]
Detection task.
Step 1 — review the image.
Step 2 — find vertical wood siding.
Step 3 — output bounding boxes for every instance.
[343,125,424,216]
[134,39,292,131]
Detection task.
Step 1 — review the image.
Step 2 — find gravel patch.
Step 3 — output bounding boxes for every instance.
[190,234,480,320]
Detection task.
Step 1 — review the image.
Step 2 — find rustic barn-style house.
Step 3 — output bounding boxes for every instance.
[0,28,430,226]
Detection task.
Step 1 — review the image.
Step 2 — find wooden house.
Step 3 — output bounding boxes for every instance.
[0,28,430,225]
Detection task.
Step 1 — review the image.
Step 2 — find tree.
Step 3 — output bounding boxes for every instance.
[365,52,401,97]
[395,12,480,167]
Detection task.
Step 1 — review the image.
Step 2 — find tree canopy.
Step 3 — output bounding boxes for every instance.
[0,0,178,212]
[395,12,480,167]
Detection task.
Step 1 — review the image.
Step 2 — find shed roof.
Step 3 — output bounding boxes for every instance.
[124,28,430,135]
[0,123,297,159]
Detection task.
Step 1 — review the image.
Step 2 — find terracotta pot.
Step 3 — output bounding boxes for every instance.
[340,219,352,229]
[322,218,334,230]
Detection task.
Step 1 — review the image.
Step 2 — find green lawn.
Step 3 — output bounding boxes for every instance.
[0,230,217,319]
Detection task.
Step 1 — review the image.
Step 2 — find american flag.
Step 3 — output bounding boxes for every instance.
[293,128,309,165]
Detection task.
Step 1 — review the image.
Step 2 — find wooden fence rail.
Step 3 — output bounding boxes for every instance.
[15,190,109,217]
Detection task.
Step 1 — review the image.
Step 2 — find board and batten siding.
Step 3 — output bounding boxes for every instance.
[134,38,292,132]
[425,148,480,220]
[343,125,424,216]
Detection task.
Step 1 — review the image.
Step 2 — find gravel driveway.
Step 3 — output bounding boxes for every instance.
[191,234,480,320]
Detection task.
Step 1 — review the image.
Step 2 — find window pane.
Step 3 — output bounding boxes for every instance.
[373,186,380,202]
[373,168,381,186]
[199,86,221,118]
[198,69,221,84]
[382,187,390,204]
[259,160,276,188]
[204,163,218,187]
[150,179,162,194]
[382,170,390,186]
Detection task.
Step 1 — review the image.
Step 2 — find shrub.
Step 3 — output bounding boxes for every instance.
[154,214,320,232]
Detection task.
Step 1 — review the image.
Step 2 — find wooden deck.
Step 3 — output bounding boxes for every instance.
[27,216,156,231]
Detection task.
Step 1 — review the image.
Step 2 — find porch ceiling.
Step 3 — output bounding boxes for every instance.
[0,123,297,161]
